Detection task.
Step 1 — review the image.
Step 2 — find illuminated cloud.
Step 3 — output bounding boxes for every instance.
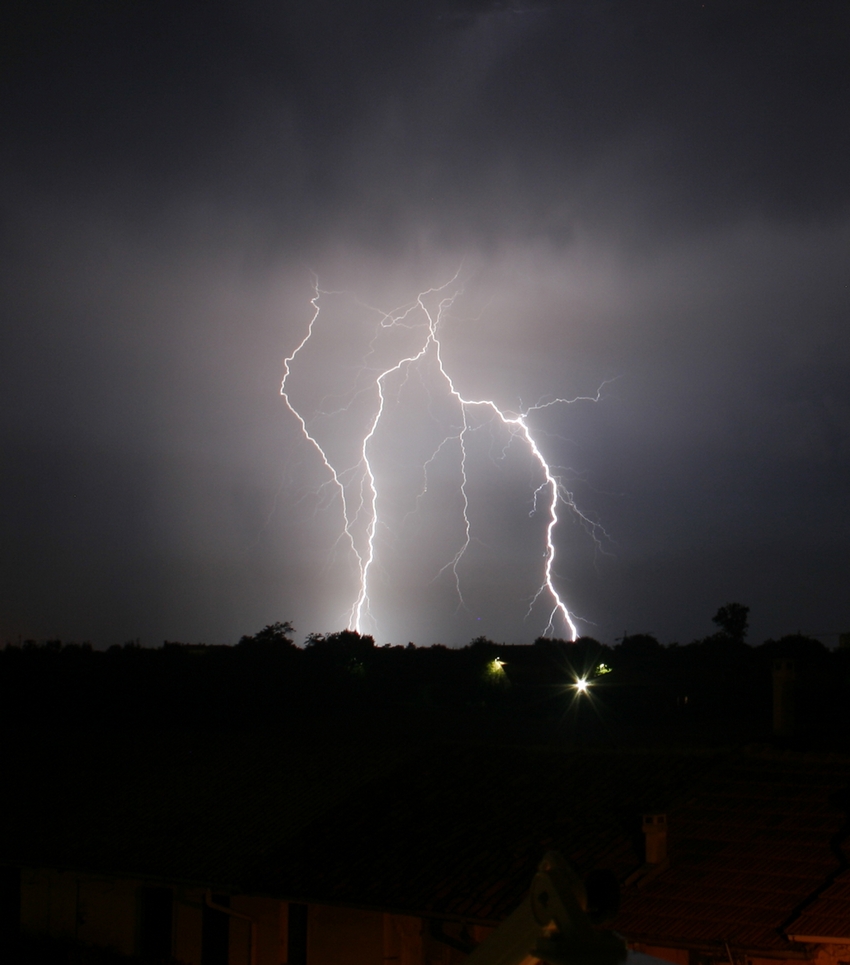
[281,272,614,640]
[0,2,847,646]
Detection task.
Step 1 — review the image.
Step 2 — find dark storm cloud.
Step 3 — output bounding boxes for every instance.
[7,2,849,243]
[1,1,848,645]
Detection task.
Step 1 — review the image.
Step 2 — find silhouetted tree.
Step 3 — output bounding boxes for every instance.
[304,630,375,668]
[616,633,662,656]
[712,603,749,644]
[757,633,827,663]
[237,621,295,650]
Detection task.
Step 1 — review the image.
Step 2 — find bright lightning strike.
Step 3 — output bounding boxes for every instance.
[281,272,607,642]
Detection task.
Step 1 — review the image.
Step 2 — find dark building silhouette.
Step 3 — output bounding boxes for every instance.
[2,738,850,964]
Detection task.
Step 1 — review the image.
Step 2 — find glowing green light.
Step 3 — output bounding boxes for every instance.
[594,662,612,676]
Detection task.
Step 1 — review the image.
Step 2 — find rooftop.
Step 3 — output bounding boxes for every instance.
[3,733,849,953]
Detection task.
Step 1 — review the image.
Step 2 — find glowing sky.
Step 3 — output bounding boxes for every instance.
[1,1,848,647]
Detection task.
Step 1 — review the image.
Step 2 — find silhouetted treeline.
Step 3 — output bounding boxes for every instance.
[2,621,849,748]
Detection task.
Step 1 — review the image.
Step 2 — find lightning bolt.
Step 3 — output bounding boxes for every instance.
[281,272,607,642]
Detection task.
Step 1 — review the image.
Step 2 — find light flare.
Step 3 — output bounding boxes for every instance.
[281,272,608,641]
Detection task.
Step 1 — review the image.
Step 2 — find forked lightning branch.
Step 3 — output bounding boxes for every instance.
[281,273,606,641]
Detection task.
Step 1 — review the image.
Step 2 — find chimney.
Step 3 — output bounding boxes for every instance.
[642,813,667,864]
[773,658,796,737]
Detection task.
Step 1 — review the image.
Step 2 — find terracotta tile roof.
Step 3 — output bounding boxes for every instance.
[616,752,850,953]
[786,870,850,942]
[3,735,850,955]
[245,744,726,920]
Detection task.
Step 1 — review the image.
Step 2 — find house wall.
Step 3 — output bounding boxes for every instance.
[423,920,475,965]
[20,868,137,955]
[174,887,205,965]
[18,872,474,965]
[748,958,806,965]
[172,889,286,965]
[629,947,805,965]
[307,904,384,965]
[77,876,138,955]
[298,904,446,965]
[21,868,76,940]
[230,895,283,965]
[383,912,423,965]
[811,944,850,965]
[638,946,689,965]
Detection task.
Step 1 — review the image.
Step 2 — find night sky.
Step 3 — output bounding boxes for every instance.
[2,1,848,648]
